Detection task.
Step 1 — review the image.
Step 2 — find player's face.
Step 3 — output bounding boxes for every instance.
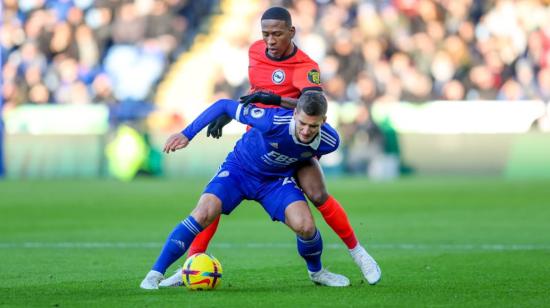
[261,19,295,59]
[294,110,326,143]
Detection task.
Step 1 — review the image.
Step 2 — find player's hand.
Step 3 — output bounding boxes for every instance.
[239,91,281,107]
[206,114,232,139]
[163,132,190,153]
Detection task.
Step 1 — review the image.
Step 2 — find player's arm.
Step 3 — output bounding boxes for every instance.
[166,99,239,152]
[316,124,340,158]
[238,93,297,109]
[280,97,298,109]
[181,99,272,143]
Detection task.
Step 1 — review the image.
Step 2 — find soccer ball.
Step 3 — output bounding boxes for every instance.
[182,253,223,290]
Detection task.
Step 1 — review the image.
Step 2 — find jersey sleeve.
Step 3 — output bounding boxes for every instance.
[182,99,274,140]
[317,124,340,157]
[234,103,273,133]
[181,99,239,140]
[292,63,323,93]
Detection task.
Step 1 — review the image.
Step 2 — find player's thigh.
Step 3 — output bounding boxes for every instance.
[259,176,307,222]
[203,165,246,216]
[295,158,329,206]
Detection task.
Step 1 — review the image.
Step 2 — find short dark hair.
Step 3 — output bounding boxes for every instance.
[261,7,292,26]
[296,91,327,116]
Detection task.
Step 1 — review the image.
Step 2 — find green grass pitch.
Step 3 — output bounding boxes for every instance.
[1,177,549,307]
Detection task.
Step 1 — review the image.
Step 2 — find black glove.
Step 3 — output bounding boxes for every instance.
[206,114,232,139]
[240,91,281,107]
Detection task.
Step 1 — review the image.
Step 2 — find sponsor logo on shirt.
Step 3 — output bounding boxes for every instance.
[251,108,265,118]
[307,69,321,84]
[265,151,298,164]
[272,69,285,84]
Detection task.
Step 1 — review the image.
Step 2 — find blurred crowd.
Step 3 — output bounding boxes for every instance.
[3,0,550,176]
[4,0,550,111]
[212,0,550,105]
[204,0,550,174]
[1,0,218,120]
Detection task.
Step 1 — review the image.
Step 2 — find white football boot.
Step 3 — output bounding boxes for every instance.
[159,268,184,287]
[308,268,350,287]
[139,270,164,290]
[350,245,381,284]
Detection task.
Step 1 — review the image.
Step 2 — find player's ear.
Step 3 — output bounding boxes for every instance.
[289,26,296,39]
[322,115,327,123]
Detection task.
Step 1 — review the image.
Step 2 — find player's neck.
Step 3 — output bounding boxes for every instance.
[281,42,296,58]
[266,42,297,61]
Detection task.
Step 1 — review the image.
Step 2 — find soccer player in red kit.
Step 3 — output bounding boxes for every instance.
[161,7,381,287]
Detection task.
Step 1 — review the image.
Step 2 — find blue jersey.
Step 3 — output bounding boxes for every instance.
[182,99,339,179]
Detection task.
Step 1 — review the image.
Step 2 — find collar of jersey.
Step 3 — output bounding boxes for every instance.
[289,118,321,150]
[265,44,298,62]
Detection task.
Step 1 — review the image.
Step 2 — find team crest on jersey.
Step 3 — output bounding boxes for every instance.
[301,152,313,158]
[307,69,320,84]
[251,108,265,118]
[272,69,285,84]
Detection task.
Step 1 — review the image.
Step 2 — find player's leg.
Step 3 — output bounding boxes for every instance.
[187,215,220,256]
[296,159,381,284]
[158,164,247,288]
[284,200,350,287]
[296,158,358,248]
[259,177,349,287]
[142,164,246,289]
[140,193,222,289]
[187,165,236,257]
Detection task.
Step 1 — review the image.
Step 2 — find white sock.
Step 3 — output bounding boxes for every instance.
[349,244,364,255]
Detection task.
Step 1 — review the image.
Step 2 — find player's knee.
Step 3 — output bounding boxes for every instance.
[190,207,210,227]
[306,190,328,207]
[295,219,316,239]
[191,194,222,227]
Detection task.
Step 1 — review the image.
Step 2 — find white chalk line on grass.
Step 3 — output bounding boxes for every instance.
[0,242,549,251]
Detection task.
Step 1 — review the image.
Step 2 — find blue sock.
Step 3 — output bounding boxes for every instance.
[152,216,203,274]
[297,229,323,272]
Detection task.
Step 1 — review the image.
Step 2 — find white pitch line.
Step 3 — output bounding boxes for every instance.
[0,242,549,251]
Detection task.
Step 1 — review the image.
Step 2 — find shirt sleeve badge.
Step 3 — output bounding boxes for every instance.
[307,69,321,85]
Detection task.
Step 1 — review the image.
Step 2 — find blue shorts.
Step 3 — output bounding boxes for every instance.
[203,160,306,222]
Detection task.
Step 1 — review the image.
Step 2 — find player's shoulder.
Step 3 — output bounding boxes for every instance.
[249,40,266,57]
[295,46,319,67]
[271,108,294,125]
[319,123,339,149]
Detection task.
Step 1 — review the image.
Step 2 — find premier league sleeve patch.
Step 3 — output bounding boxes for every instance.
[307,69,321,85]
[251,108,266,118]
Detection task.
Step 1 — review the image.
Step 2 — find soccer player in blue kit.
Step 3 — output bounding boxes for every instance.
[140,91,353,289]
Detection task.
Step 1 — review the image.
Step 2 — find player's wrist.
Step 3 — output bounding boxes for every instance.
[181,129,193,140]
[271,94,282,106]
[263,93,281,105]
